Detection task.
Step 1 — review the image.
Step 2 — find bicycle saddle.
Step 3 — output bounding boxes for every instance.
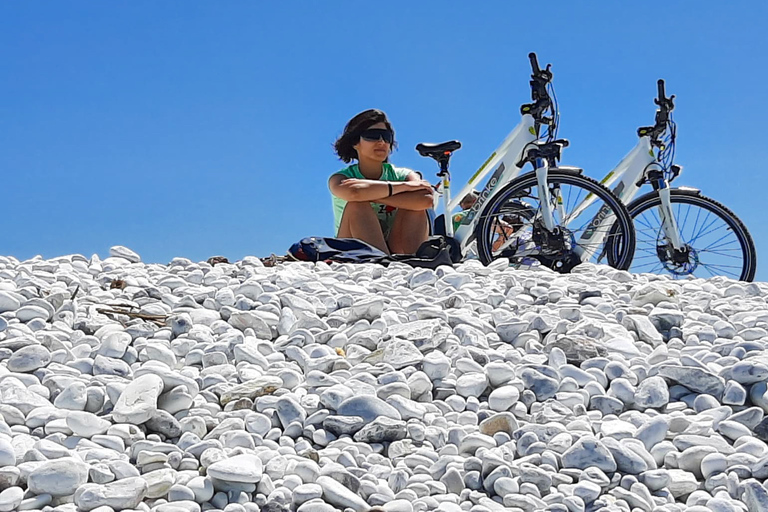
[416,140,462,159]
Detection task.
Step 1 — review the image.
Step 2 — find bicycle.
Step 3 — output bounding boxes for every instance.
[416,53,636,273]
[601,80,756,281]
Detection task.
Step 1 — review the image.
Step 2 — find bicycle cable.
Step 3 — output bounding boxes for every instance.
[658,119,677,180]
[546,82,560,141]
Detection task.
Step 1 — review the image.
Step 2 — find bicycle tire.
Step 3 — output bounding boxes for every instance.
[614,189,757,281]
[475,170,636,272]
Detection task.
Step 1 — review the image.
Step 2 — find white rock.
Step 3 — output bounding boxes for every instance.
[0,487,23,512]
[573,480,601,504]
[74,477,148,511]
[109,245,141,263]
[700,452,727,479]
[316,475,369,512]
[27,458,89,497]
[422,351,451,381]
[142,468,176,499]
[293,483,323,506]
[54,381,88,411]
[66,411,111,438]
[206,454,263,483]
[488,386,520,412]
[99,331,132,358]
[622,314,663,346]
[666,469,698,498]
[6,344,51,372]
[562,437,617,473]
[186,476,214,503]
[0,292,21,314]
[634,376,669,409]
[0,439,15,467]
[15,305,50,322]
[112,374,165,424]
[456,373,488,398]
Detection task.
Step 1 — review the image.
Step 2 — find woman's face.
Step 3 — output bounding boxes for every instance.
[354,122,392,163]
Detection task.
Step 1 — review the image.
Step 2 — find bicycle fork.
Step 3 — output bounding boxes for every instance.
[535,160,588,263]
[655,180,685,251]
[490,159,568,260]
[536,159,558,232]
[638,167,684,252]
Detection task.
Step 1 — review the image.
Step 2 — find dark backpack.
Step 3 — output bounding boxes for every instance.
[288,236,459,269]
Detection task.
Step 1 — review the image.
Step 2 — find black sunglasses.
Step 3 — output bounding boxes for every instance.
[360,128,394,144]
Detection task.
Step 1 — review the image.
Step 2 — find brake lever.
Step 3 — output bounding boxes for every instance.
[654,94,676,112]
[535,64,553,83]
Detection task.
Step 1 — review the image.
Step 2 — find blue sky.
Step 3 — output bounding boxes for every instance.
[2,2,767,280]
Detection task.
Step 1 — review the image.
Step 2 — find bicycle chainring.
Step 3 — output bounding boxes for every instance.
[531,219,581,273]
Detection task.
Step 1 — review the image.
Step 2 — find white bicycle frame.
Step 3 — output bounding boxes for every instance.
[568,134,684,252]
[430,52,638,265]
[434,113,537,249]
[433,113,600,262]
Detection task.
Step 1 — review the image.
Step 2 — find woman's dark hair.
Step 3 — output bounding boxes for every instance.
[334,109,397,163]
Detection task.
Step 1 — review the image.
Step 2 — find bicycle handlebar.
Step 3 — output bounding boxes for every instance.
[638,79,677,147]
[654,78,675,115]
[522,52,557,139]
[527,53,553,104]
[529,53,541,75]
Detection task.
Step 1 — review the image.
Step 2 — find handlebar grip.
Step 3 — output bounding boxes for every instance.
[657,79,666,101]
[529,53,541,74]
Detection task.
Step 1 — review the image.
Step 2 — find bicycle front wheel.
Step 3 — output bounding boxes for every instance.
[475,170,636,272]
[621,189,757,281]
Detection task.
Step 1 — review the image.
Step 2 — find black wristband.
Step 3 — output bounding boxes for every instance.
[388,183,393,197]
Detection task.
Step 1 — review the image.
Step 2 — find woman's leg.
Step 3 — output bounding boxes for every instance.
[388,209,430,254]
[337,201,390,254]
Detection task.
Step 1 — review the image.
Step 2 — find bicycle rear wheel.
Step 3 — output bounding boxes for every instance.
[475,170,635,272]
[618,189,756,281]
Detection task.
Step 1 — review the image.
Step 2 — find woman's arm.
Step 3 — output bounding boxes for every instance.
[376,171,434,210]
[328,174,389,202]
[328,172,433,207]
[377,175,434,209]
[375,191,432,210]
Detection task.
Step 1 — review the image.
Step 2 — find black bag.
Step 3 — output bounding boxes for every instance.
[288,236,458,269]
[288,237,388,264]
[391,236,456,269]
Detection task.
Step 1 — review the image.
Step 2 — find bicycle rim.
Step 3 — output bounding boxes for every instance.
[626,191,756,281]
[475,171,635,272]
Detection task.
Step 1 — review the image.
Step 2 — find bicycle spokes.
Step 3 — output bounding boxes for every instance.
[627,192,755,281]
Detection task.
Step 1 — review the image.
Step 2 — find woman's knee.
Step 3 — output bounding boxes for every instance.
[338,201,382,235]
[343,201,374,214]
[393,209,429,230]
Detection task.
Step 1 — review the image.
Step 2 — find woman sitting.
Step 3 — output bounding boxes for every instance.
[328,109,434,255]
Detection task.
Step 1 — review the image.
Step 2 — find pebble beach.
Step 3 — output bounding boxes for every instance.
[1,246,768,512]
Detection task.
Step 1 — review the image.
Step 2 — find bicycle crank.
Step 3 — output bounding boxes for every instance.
[531,220,582,273]
[532,220,572,254]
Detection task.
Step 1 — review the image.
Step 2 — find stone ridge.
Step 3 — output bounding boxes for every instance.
[0,248,767,512]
